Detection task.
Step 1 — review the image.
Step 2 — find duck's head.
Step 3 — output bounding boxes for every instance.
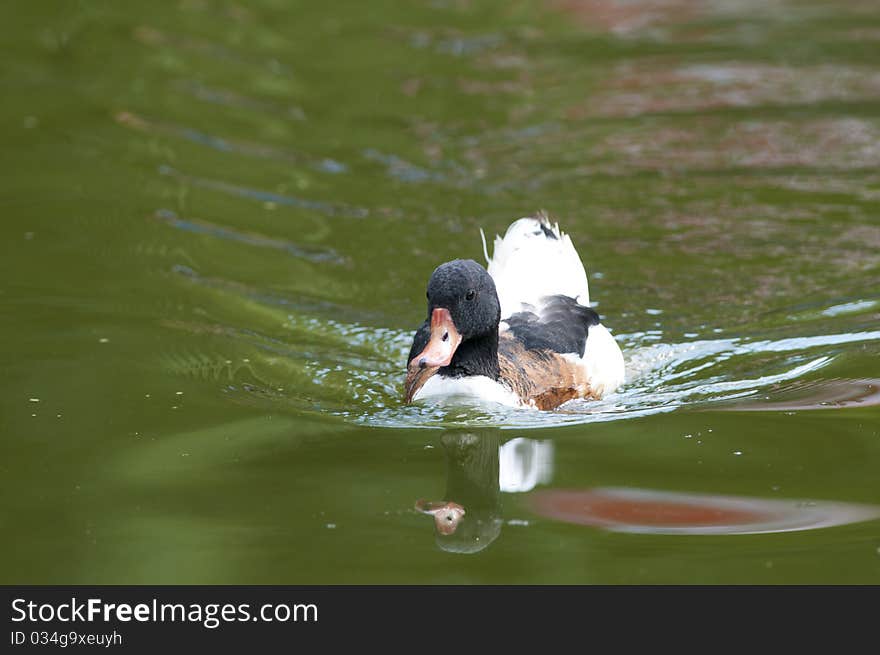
[405,259,501,402]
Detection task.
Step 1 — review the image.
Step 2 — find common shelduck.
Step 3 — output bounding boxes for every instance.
[404,212,625,410]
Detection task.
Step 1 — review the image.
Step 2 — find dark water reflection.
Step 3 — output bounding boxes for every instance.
[2,0,880,583]
[417,433,504,554]
[416,432,554,553]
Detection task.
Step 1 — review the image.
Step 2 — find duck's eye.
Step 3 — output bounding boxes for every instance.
[465,289,476,301]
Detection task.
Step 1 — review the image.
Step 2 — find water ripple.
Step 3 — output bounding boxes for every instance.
[172,80,307,121]
[157,165,369,218]
[117,111,346,174]
[152,209,345,264]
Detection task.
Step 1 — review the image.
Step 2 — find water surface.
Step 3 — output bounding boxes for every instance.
[2,0,879,583]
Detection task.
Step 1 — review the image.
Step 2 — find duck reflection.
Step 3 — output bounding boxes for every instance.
[417,431,880,548]
[416,431,554,554]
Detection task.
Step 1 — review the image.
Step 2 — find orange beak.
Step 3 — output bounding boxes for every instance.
[404,307,462,403]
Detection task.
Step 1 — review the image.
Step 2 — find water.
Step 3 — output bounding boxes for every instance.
[2,0,879,583]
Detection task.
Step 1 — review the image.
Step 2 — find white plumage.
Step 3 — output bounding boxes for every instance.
[486,214,625,398]
[415,373,521,407]
[486,216,590,320]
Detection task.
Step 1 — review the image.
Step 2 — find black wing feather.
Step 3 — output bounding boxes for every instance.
[504,295,599,357]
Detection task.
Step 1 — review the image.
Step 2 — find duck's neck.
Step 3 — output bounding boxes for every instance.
[441,330,500,380]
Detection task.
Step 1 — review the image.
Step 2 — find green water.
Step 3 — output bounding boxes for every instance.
[2,0,880,583]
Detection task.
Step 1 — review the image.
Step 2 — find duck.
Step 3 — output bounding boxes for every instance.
[404,211,625,410]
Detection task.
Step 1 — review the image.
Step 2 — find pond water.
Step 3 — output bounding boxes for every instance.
[2,0,879,583]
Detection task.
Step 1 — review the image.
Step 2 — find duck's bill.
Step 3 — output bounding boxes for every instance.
[404,363,438,404]
[404,307,461,403]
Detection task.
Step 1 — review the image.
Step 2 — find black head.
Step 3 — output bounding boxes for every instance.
[404,259,502,401]
[426,259,500,339]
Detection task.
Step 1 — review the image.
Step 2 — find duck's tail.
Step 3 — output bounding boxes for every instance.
[485,211,590,320]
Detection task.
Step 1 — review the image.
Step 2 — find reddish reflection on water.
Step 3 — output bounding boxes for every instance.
[528,488,880,535]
